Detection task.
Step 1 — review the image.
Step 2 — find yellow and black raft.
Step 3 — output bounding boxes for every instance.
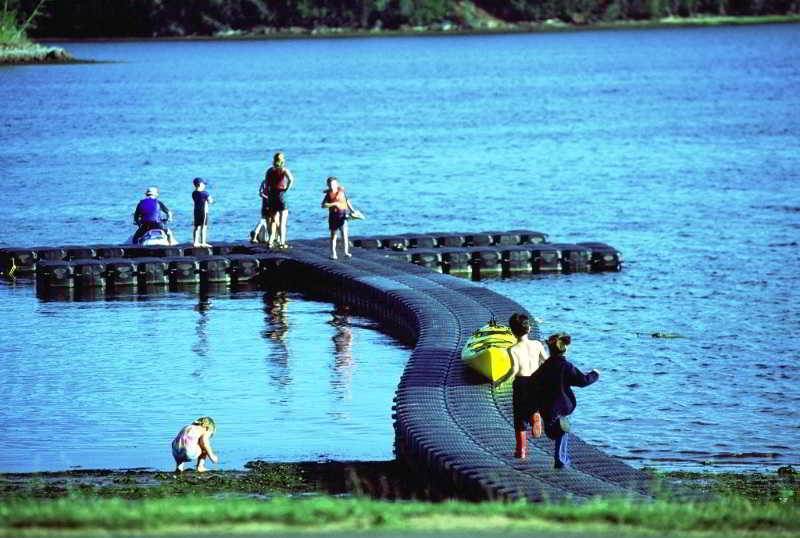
[461,321,517,383]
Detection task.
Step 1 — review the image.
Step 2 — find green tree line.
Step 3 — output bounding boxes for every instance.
[9,0,800,37]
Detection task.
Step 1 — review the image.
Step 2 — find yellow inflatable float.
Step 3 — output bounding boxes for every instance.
[461,320,516,382]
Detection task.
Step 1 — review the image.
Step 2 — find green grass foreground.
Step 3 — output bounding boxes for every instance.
[0,467,799,537]
[1,495,799,536]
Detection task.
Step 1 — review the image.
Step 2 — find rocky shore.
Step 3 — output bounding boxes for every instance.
[1,461,796,501]
[0,43,75,65]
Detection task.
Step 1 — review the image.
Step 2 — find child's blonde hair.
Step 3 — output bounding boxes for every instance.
[193,416,216,433]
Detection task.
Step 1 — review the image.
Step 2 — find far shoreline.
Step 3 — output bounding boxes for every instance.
[6,14,795,66]
[35,14,800,45]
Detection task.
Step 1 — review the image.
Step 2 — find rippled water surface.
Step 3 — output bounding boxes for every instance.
[0,285,410,472]
[1,24,799,472]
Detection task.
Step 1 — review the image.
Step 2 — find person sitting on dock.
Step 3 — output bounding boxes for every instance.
[532,333,599,468]
[132,186,175,245]
[509,313,548,459]
[172,416,219,473]
[321,176,354,260]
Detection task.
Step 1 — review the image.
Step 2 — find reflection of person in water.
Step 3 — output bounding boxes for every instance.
[191,293,212,360]
[329,304,353,399]
[263,290,289,342]
[262,291,292,388]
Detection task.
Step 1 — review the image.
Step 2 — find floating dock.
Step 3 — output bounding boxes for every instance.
[0,231,653,501]
[0,229,622,286]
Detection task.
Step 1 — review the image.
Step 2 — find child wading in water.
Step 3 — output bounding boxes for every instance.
[508,313,548,459]
[172,416,219,472]
[533,333,600,468]
[191,177,214,247]
[321,176,355,260]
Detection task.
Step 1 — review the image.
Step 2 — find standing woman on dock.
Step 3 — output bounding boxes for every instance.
[251,152,294,247]
[508,313,548,459]
[265,152,294,248]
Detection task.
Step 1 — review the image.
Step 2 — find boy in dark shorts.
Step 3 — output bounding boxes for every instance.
[321,176,355,259]
[191,177,214,247]
[533,333,600,468]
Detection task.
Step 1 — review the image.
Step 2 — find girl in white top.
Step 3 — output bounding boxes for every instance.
[509,313,548,459]
[172,416,219,472]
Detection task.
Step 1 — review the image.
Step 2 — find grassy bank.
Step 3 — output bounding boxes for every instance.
[0,42,73,64]
[0,1,73,65]
[1,463,797,536]
[1,494,799,536]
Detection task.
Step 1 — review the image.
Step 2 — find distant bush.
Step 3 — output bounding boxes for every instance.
[1,0,48,45]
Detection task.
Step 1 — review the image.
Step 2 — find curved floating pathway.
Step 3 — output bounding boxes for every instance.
[282,240,653,501]
[1,233,651,501]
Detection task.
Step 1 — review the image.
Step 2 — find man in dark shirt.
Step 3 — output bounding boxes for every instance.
[132,187,175,244]
[532,333,600,468]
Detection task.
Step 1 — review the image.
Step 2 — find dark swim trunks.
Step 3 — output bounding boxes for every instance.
[512,375,536,430]
[192,190,210,226]
[328,208,347,232]
[268,190,286,213]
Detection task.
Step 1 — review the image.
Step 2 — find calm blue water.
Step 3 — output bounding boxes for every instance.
[1,24,799,473]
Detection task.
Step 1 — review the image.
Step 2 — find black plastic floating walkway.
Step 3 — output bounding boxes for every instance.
[278,241,652,502]
[1,231,650,501]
